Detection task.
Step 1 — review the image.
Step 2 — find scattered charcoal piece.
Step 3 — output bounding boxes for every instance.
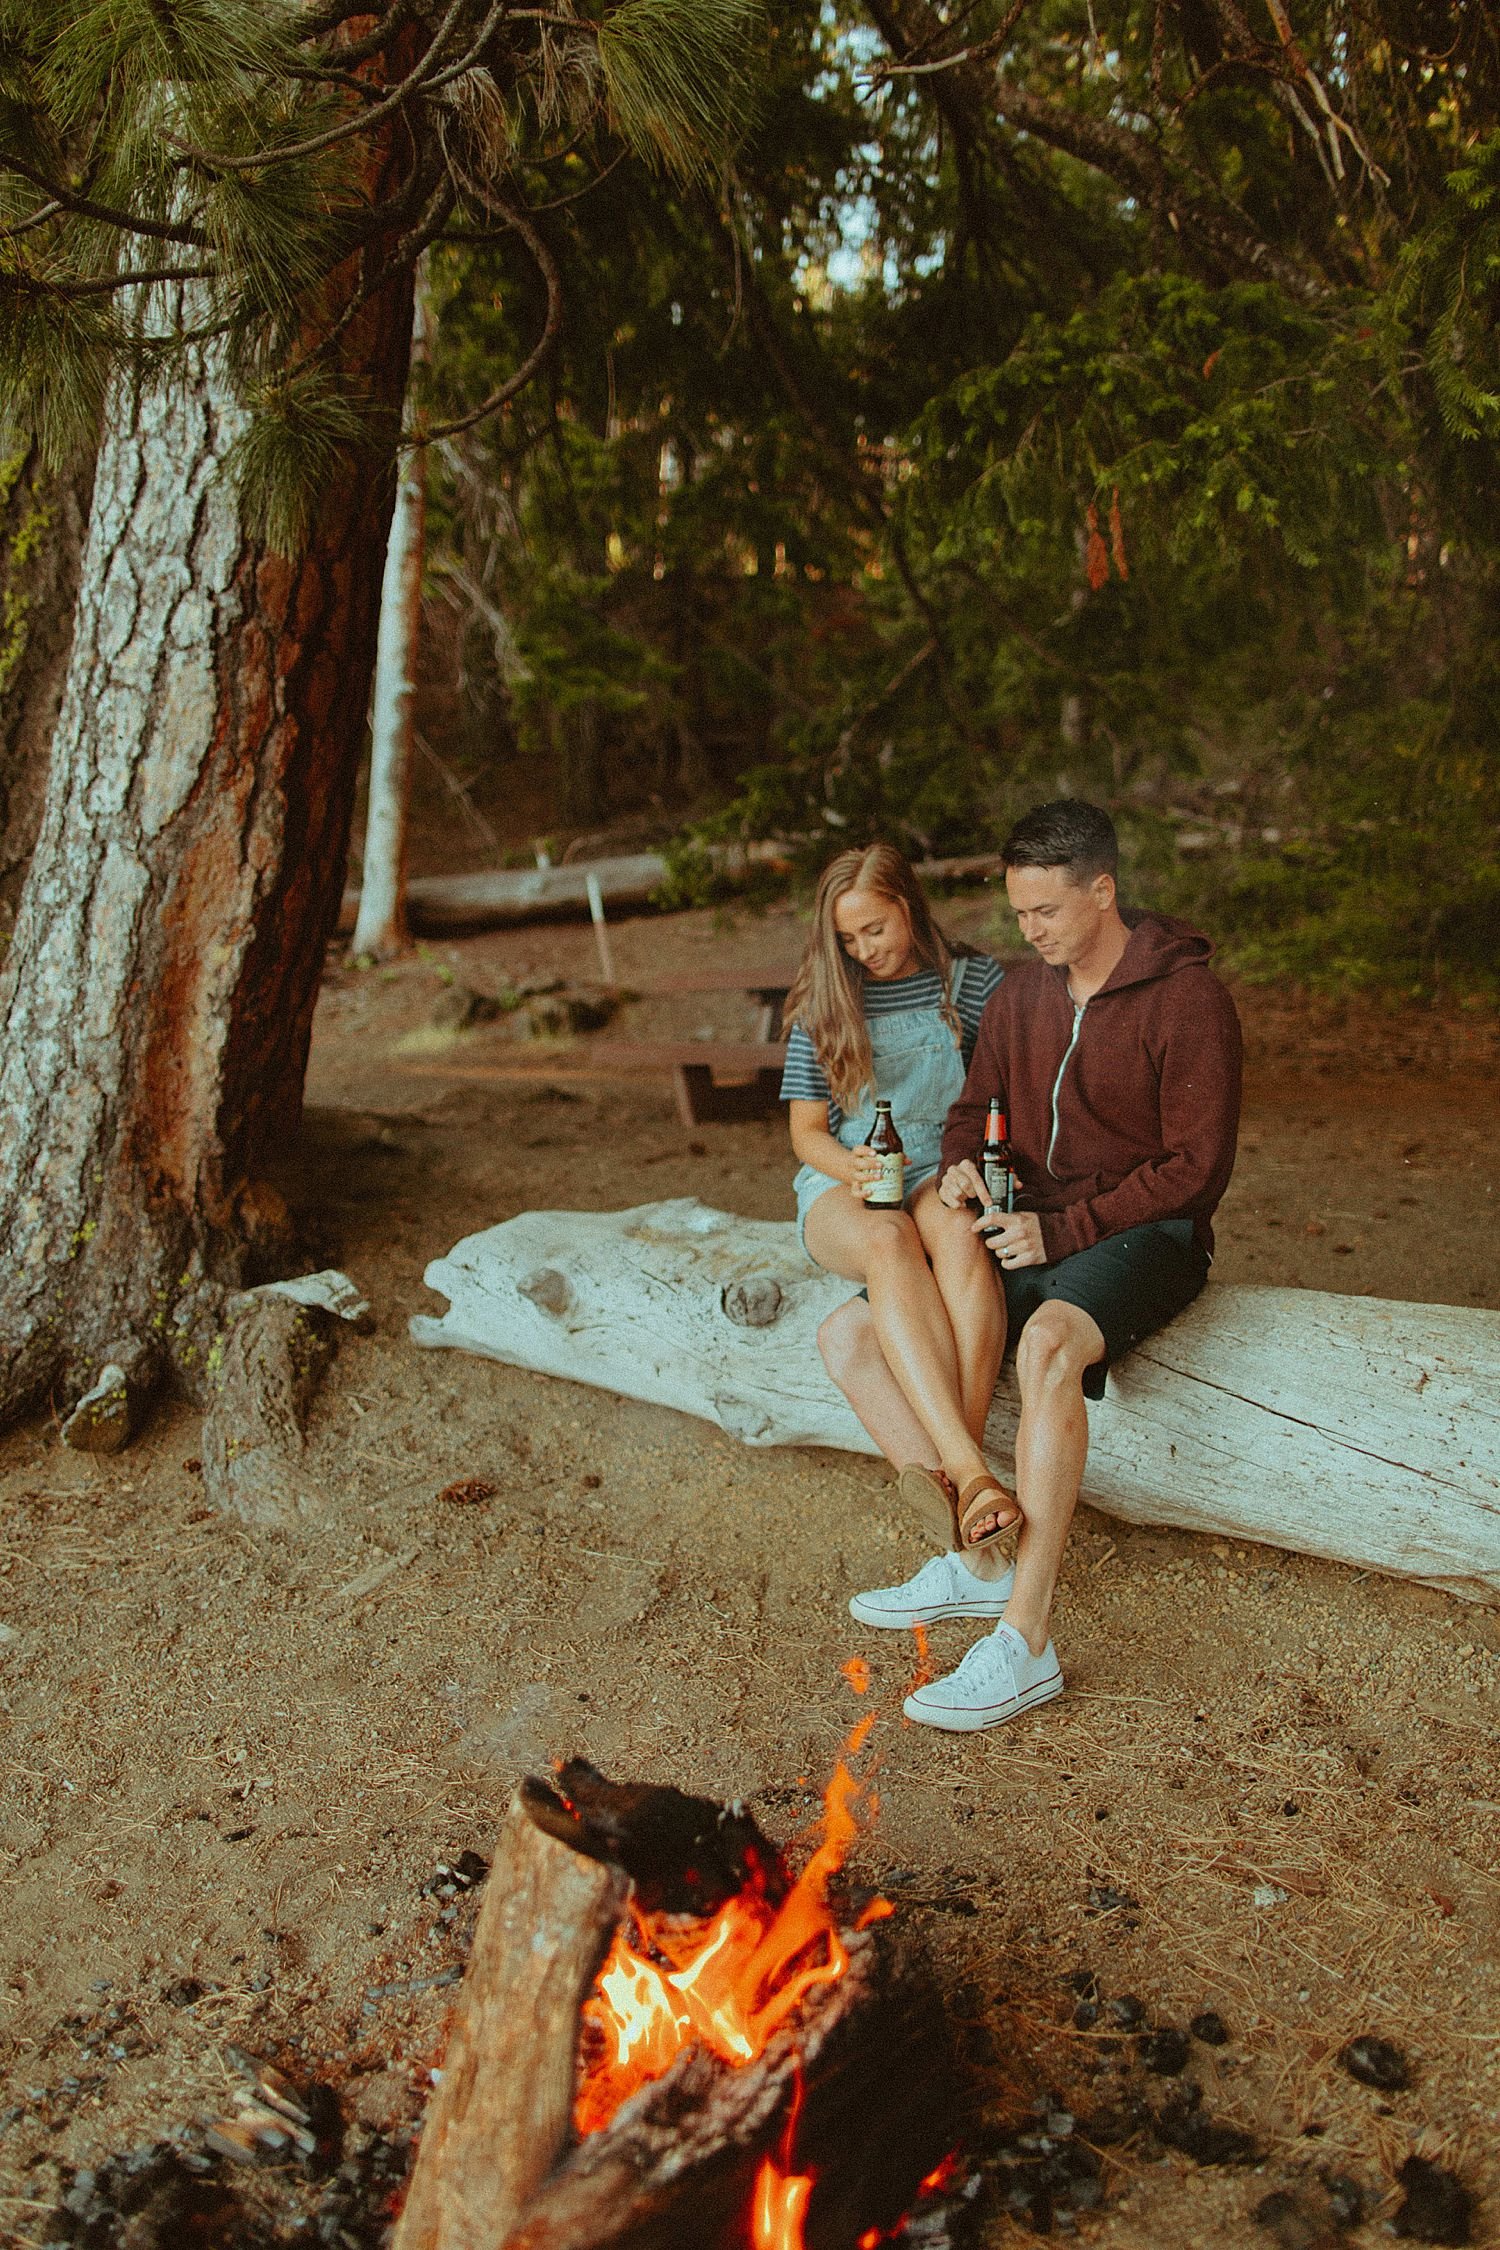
[49,2145,262,2248]
[580,1471,603,1490]
[1072,2000,1100,2031]
[1139,2027,1191,2076]
[1339,2035,1410,2092]
[1190,2009,1230,2046]
[1394,2156,1472,2247]
[161,1978,204,2008]
[1322,2174,1366,2229]
[426,1850,491,1898]
[1085,1884,1139,1918]
[1066,1969,1101,2001]
[1106,1994,1146,2031]
[435,1477,497,1507]
[1252,2187,1336,2250]
[1155,2089,1258,2167]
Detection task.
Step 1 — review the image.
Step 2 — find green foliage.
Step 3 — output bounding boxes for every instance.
[598,0,763,177]
[227,366,371,554]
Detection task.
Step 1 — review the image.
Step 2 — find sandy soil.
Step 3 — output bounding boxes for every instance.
[1,892,1497,2249]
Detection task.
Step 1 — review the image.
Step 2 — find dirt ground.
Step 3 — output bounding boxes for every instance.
[2,890,1497,2249]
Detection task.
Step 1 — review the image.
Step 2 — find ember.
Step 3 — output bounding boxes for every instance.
[575,1720,879,2135]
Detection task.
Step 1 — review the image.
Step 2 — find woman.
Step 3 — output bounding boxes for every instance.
[781,844,1019,1553]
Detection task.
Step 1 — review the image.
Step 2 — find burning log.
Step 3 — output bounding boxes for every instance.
[412,1199,1500,1600]
[393,1757,954,2250]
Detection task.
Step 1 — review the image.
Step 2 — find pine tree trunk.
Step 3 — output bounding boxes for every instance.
[0,443,95,927]
[0,295,413,1425]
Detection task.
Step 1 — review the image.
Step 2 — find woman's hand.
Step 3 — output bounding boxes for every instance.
[846,1144,886,1199]
[788,1099,883,1197]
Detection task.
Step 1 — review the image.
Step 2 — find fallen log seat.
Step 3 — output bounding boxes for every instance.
[411,1198,1500,1601]
[581,1040,786,1126]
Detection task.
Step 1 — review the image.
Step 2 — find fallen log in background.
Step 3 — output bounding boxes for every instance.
[412,1199,1500,1601]
[392,1771,953,2250]
[338,849,1002,938]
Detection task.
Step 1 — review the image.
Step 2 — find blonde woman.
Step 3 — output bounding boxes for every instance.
[781,845,1020,1600]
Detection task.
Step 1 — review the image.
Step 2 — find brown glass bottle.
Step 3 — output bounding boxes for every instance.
[980,1097,1015,1225]
[862,1099,906,1208]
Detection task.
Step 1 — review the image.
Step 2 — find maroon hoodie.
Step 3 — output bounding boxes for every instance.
[940,911,1242,1263]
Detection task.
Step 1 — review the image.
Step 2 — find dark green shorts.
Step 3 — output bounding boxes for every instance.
[1002,1218,1210,1400]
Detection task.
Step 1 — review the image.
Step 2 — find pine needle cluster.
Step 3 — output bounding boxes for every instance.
[0,0,763,540]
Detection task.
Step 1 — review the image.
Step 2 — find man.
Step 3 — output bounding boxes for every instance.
[825,798,1242,1731]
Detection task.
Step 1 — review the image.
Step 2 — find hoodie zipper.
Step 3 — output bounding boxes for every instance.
[1046,1000,1085,1176]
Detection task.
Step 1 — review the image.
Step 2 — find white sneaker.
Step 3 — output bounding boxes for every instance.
[848,1551,1015,1630]
[903,1620,1064,1732]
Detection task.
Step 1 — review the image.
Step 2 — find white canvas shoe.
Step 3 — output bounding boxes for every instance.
[903,1620,1064,1732]
[848,1550,1015,1630]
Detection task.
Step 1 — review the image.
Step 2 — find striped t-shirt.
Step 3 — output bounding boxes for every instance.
[780,956,1004,1133]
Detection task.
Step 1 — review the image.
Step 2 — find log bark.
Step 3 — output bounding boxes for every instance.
[412,1199,1500,1600]
[0,245,414,1428]
[392,1796,628,2250]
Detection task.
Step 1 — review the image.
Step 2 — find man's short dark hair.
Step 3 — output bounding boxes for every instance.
[1001,798,1118,883]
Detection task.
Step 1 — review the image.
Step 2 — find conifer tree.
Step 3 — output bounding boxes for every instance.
[0,0,762,1433]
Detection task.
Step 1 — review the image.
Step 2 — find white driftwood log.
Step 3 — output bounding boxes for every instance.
[411,1199,1500,1601]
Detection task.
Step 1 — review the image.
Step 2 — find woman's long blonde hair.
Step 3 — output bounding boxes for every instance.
[783,844,967,1109]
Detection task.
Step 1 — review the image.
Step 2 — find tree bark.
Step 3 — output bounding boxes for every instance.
[0,443,95,928]
[0,278,414,1425]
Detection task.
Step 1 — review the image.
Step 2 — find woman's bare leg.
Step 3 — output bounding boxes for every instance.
[818,1298,938,1467]
[803,1186,992,1490]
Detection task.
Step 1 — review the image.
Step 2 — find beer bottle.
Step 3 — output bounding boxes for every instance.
[862,1100,906,1209]
[981,1098,1015,1219]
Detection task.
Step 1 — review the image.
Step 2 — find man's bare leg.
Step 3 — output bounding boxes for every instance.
[1001,1300,1104,1653]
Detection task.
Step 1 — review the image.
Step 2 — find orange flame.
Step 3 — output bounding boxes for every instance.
[575,1727,882,2134]
[752,2155,814,2249]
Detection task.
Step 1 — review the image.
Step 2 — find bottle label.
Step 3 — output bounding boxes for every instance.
[983,1157,1014,1212]
[863,1151,906,1207]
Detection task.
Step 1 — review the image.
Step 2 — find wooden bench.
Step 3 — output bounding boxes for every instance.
[584,1040,786,1126]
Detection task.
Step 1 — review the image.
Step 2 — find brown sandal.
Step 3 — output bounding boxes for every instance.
[898,1464,1020,1553]
[895,1464,960,1549]
[956,1472,1021,1551]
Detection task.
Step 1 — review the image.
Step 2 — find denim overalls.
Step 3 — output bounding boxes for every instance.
[794,959,973,1255]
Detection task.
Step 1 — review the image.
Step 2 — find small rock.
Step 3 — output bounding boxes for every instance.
[1322,2174,1365,2229]
[1190,2009,1230,2046]
[1394,2156,1472,2246]
[162,1978,205,2008]
[1066,1969,1100,2001]
[1106,1993,1146,2030]
[1252,1883,1289,1908]
[1086,1884,1139,1918]
[1072,1999,1100,2030]
[434,1479,496,1507]
[1139,2026,1190,2076]
[1339,2034,1410,2091]
[61,1364,133,1455]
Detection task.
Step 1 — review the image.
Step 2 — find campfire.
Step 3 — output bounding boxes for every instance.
[392,1724,955,2250]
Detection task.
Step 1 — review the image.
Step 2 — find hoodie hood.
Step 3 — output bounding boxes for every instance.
[1096,909,1216,997]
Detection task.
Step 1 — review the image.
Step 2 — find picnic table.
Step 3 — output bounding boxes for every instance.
[601,965,797,1125]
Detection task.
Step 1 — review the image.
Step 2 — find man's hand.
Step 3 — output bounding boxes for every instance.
[977,1210,1046,1268]
[938,1159,987,1210]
